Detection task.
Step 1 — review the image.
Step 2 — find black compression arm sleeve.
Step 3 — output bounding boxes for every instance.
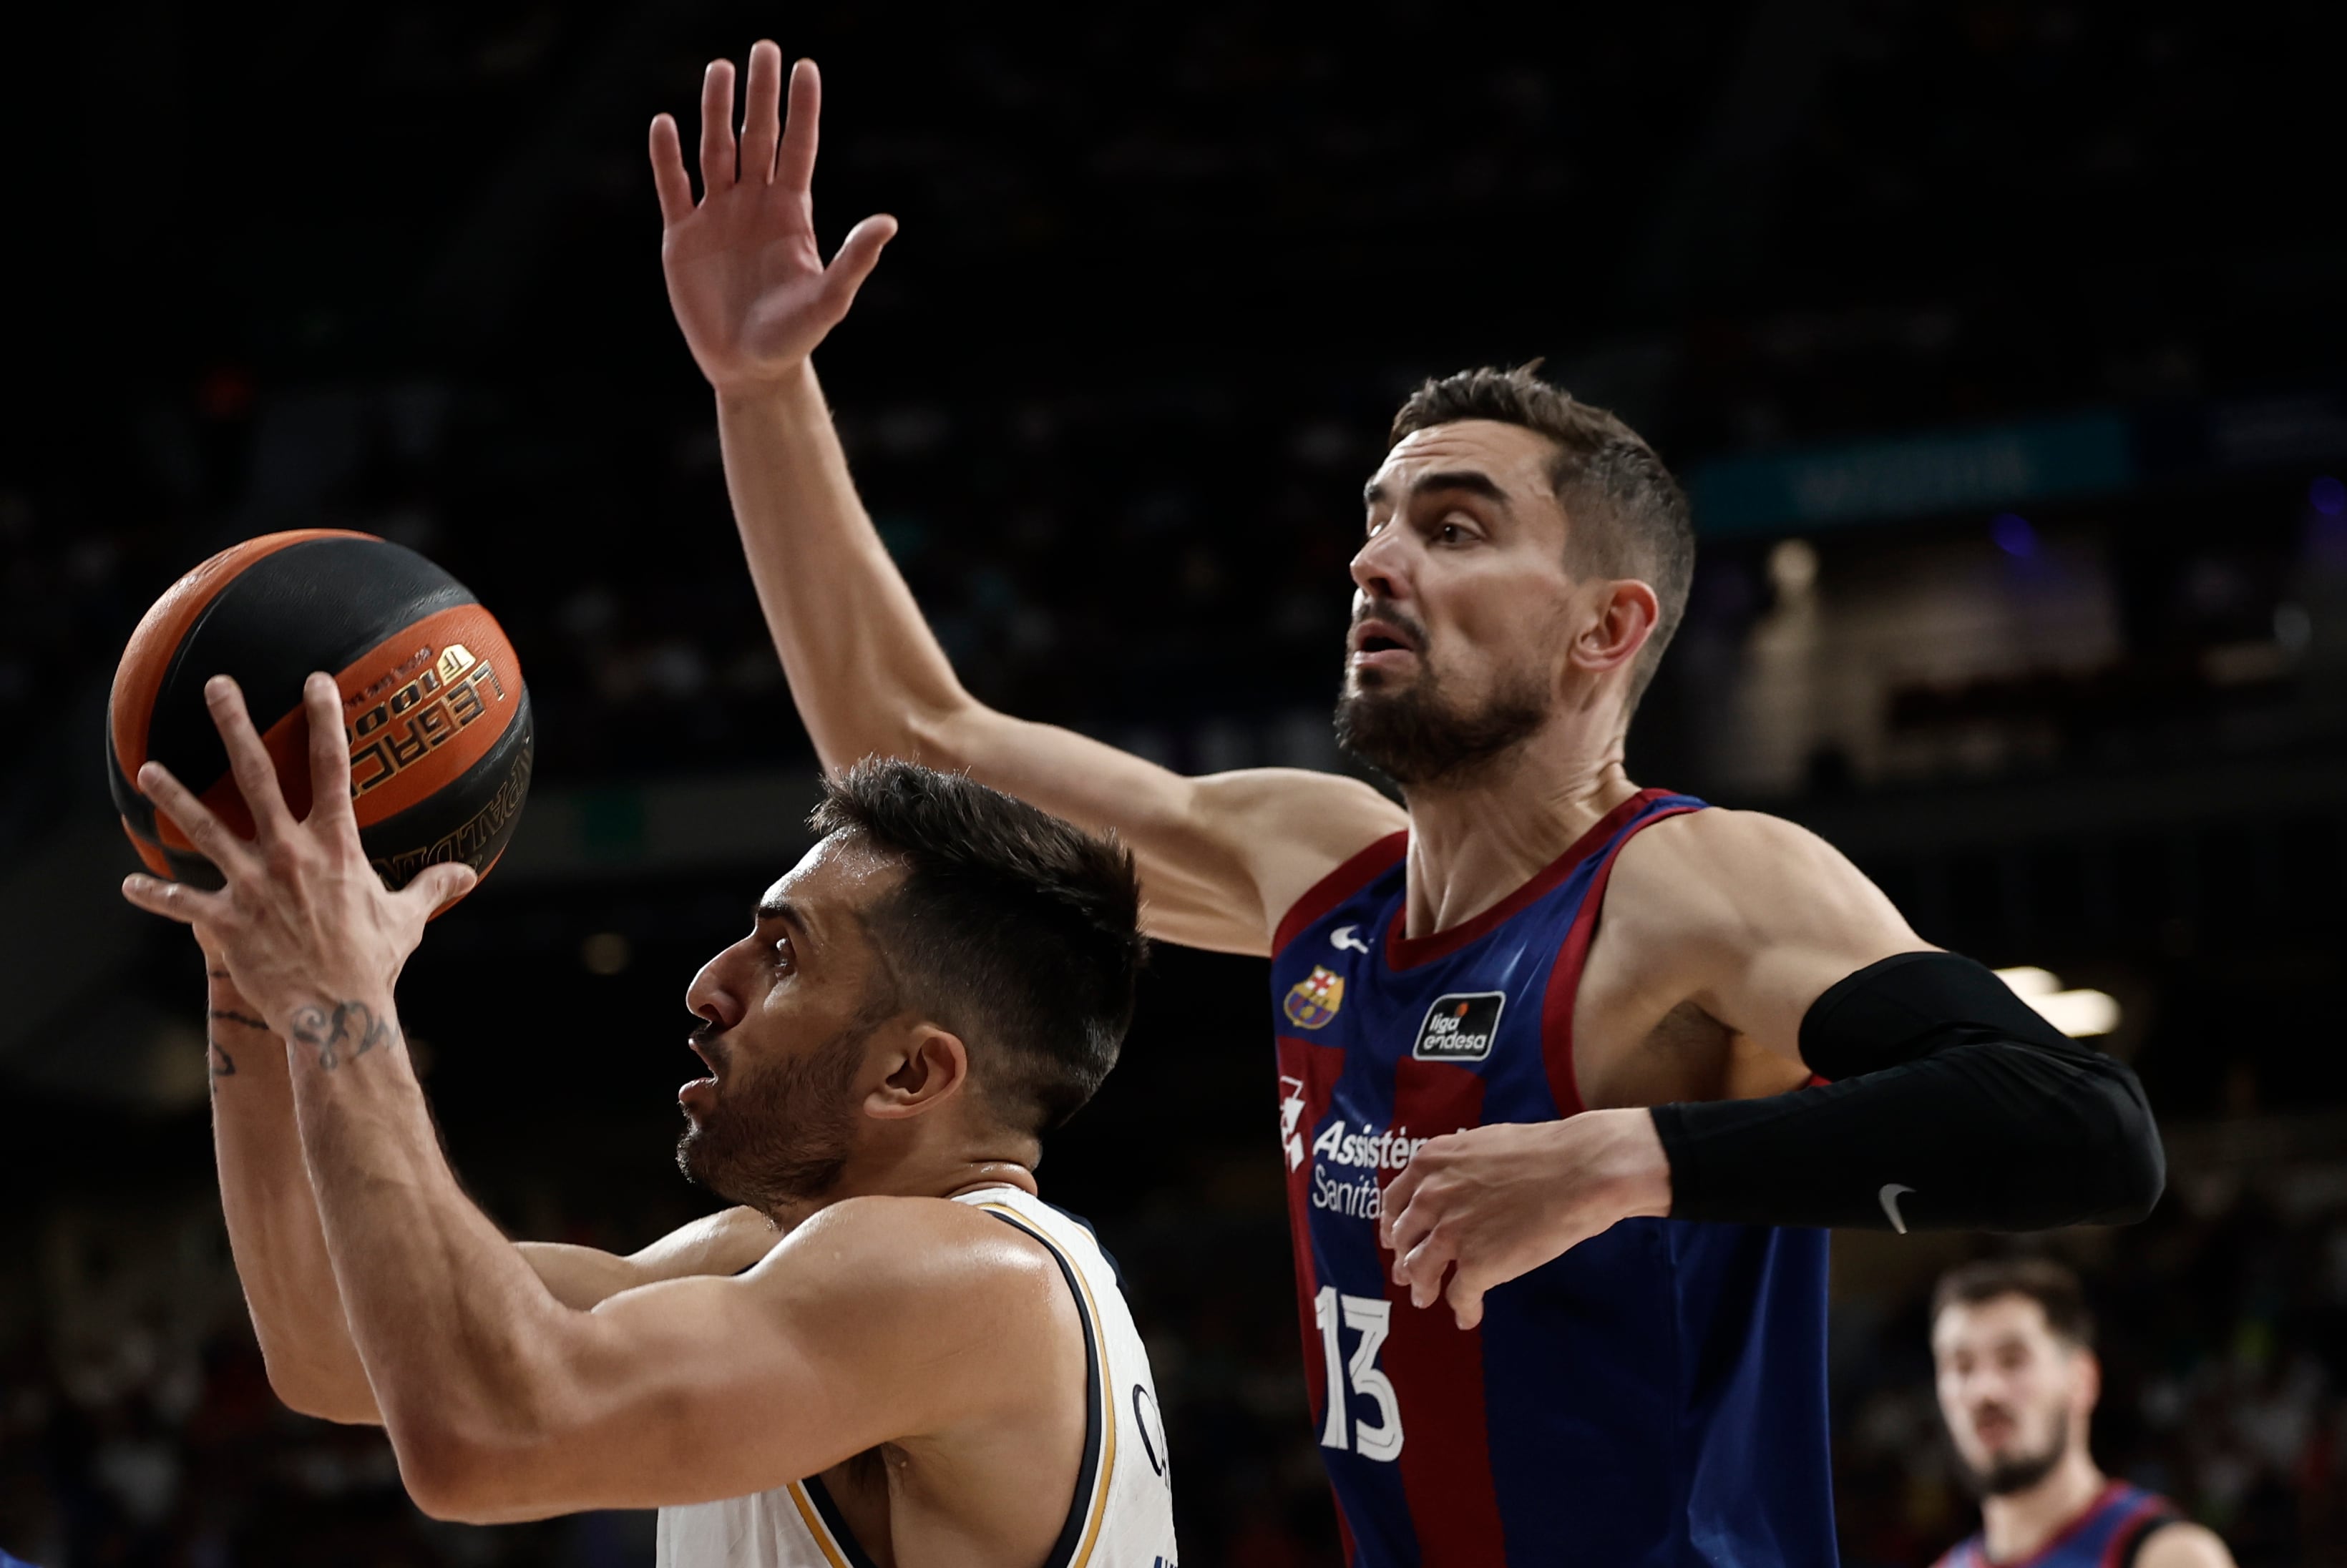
[1649,952,2165,1232]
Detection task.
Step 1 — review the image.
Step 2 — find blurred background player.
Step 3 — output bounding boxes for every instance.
[1931,1258,2234,1568]
[654,42,2164,1567]
[122,675,1176,1568]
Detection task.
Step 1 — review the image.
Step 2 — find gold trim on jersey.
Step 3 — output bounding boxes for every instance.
[976,1202,1118,1568]
[784,1480,855,1568]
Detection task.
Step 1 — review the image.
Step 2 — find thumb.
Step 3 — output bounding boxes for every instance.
[405,861,481,919]
[822,213,898,308]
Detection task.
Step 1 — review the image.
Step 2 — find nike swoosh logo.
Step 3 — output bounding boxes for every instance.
[1879,1183,1916,1235]
[1330,924,1370,954]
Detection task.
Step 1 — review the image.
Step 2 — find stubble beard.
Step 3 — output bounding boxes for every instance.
[1334,664,1550,788]
[1958,1418,2070,1499]
[675,1020,869,1215]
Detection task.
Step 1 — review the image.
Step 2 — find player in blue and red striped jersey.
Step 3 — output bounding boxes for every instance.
[1930,1259,2233,1568]
[662,47,2168,1564]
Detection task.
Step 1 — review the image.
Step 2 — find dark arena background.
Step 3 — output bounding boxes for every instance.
[4,4,2344,1564]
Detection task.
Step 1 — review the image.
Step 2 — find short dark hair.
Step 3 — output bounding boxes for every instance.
[1931,1257,2097,1349]
[1389,364,1694,711]
[808,758,1146,1135]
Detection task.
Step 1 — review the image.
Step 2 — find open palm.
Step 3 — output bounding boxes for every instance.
[650,44,895,392]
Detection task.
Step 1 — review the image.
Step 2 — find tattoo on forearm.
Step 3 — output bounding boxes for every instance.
[203,1005,268,1082]
[286,1001,395,1072]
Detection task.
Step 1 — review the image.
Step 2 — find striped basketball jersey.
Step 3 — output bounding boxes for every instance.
[656,1186,1178,1568]
[1932,1481,2182,1568]
[1271,788,1837,1567]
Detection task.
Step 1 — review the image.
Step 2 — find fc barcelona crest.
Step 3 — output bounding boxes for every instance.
[1284,965,1347,1029]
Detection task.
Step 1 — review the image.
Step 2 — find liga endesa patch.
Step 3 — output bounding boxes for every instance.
[1411,991,1506,1062]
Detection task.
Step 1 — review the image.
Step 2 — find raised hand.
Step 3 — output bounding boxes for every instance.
[651,44,897,393]
[119,674,474,1052]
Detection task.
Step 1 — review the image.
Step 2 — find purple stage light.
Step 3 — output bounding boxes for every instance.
[1991,513,2037,557]
[2310,476,2346,516]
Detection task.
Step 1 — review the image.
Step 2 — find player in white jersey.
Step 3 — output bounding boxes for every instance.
[659,1184,1173,1568]
[121,677,1179,1567]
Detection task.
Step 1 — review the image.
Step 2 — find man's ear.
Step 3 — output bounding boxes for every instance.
[1569,577,1662,677]
[864,1023,970,1119]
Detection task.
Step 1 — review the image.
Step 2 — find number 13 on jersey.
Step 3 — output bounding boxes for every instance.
[1314,1286,1403,1461]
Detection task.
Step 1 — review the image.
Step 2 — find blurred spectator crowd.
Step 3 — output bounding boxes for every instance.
[7,1,2345,828]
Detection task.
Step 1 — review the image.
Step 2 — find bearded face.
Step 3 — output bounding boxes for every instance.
[1932,1295,2097,1502]
[1334,598,1553,788]
[1958,1421,2071,1499]
[677,1014,869,1212]
[678,836,917,1216]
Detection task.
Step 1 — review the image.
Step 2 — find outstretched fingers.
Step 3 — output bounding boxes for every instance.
[301,674,358,834]
[207,676,294,843]
[648,113,693,226]
[698,57,738,198]
[121,870,225,927]
[126,757,246,915]
[400,861,480,925]
[823,212,899,310]
[139,765,248,878]
[775,57,820,195]
[738,40,784,187]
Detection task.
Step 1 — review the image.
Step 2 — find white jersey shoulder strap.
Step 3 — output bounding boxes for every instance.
[956,1188,1123,1566]
[657,1188,1179,1568]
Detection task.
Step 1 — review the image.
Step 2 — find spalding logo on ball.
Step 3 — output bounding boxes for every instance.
[107,529,534,904]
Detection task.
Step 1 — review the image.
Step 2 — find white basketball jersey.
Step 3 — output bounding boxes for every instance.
[655,1186,1179,1568]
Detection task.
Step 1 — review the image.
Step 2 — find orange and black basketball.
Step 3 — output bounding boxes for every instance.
[107,529,534,899]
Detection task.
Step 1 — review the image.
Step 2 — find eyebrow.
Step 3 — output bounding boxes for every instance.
[1362,469,1513,508]
[753,896,819,949]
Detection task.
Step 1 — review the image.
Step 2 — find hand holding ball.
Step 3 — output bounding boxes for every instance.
[107,530,534,905]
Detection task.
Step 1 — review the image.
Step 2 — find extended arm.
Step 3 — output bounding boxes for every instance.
[1629,811,2165,1233]
[1380,808,2163,1327]
[1653,952,2164,1231]
[653,45,1401,953]
[203,951,776,1424]
[125,676,1068,1522]
[202,942,381,1422]
[271,983,1047,1519]
[526,1206,779,1310]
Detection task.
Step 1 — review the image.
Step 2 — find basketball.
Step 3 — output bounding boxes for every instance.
[106,529,534,898]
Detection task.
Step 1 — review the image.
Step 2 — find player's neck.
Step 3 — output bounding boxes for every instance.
[1979,1447,2108,1564]
[940,1156,1042,1202]
[1399,725,1639,939]
[874,1139,1041,1205]
[766,1141,1041,1228]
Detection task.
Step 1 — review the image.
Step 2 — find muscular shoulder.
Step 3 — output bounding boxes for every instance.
[1606,807,1916,955]
[1598,807,1928,1054]
[1189,768,1405,873]
[2136,1521,2237,1568]
[761,1197,1088,1441]
[1191,765,1402,827]
[1163,768,1405,952]
[747,1196,1080,1334]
